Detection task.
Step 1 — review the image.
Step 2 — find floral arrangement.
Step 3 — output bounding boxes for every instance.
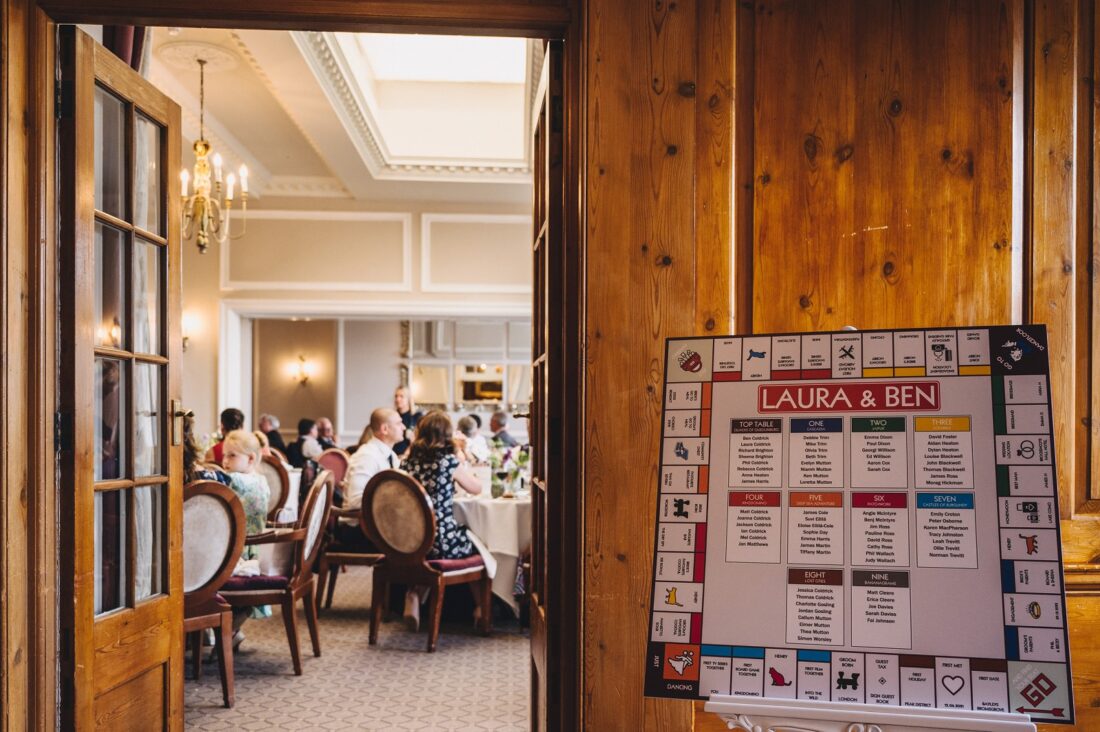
[488,441,532,497]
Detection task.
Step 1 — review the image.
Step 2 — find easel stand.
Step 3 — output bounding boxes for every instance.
[703,695,1037,732]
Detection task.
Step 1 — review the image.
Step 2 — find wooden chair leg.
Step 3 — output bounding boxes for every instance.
[314,557,327,614]
[324,559,340,610]
[369,571,386,645]
[478,574,493,635]
[303,579,322,657]
[190,630,202,681]
[215,611,235,708]
[281,594,303,675]
[427,578,445,653]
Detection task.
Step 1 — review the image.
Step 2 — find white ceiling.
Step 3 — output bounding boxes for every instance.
[147,27,538,206]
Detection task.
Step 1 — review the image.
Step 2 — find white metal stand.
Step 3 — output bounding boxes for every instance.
[703,696,1037,732]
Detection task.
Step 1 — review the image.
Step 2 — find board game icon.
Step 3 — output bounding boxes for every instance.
[667,650,694,676]
[768,667,792,686]
[836,672,859,691]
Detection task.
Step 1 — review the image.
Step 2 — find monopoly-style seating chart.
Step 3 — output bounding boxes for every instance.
[645,326,1074,726]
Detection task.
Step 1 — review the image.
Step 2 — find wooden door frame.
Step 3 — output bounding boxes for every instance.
[2,1,585,730]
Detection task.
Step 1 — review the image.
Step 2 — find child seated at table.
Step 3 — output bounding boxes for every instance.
[222,429,271,547]
[221,430,274,636]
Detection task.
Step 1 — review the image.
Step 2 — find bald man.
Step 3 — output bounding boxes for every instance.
[342,408,404,521]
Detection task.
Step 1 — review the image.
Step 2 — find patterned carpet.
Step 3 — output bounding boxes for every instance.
[185,567,530,730]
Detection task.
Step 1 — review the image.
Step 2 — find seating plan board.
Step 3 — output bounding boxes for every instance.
[644,326,1074,726]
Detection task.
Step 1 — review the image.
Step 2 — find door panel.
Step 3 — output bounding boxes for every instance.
[529,39,580,731]
[59,26,183,730]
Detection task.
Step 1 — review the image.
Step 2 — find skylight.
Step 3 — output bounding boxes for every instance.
[355,34,527,84]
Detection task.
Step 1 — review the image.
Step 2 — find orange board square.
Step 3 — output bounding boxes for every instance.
[662,643,701,681]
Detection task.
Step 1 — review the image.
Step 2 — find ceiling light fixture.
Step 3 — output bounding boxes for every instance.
[179,58,247,254]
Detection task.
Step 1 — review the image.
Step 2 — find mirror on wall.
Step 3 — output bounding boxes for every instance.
[455,363,504,404]
[411,364,451,407]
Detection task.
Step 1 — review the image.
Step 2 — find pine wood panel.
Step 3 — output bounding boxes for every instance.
[2,3,57,732]
[752,0,1016,334]
[694,0,735,335]
[585,0,699,728]
[1,0,32,728]
[1030,0,1093,521]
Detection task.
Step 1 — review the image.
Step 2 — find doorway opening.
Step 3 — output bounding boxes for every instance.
[50,7,580,730]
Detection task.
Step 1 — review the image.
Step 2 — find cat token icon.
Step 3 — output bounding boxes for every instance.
[768,667,792,686]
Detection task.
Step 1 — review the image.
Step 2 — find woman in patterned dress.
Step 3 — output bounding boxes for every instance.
[400,411,483,629]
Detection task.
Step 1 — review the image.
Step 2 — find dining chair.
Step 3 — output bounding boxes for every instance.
[363,469,492,652]
[182,480,246,708]
[219,470,334,675]
[256,453,291,522]
[269,446,289,465]
[317,448,350,502]
[315,507,383,614]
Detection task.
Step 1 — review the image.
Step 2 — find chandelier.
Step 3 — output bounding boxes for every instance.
[179,58,247,253]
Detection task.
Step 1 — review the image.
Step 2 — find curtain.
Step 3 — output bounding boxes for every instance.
[102,26,146,73]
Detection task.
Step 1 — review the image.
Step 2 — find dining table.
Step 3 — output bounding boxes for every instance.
[454,493,532,616]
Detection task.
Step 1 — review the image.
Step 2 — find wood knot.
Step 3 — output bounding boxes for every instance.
[678,81,696,97]
[666,144,678,156]
[941,148,953,161]
[888,98,902,116]
[798,295,812,309]
[598,166,606,175]
[1042,41,1053,58]
[760,172,771,185]
[882,261,895,276]
[658,254,673,267]
[834,144,854,165]
[993,239,1005,251]
[1063,261,1073,274]
[641,243,649,252]
[705,317,716,331]
[803,133,822,162]
[708,93,720,109]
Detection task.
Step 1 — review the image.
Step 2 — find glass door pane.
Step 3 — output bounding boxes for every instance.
[94,86,126,219]
[134,485,163,601]
[95,358,126,481]
[134,114,162,235]
[94,489,128,614]
[133,363,162,476]
[95,223,126,349]
[132,240,161,355]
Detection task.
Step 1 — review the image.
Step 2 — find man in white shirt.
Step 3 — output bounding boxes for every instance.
[336,407,404,544]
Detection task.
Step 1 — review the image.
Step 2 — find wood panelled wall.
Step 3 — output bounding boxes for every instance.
[584,0,1098,730]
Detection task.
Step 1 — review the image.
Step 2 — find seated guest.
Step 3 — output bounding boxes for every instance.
[253,430,274,459]
[286,418,323,469]
[222,430,271,541]
[316,416,338,451]
[393,385,423,456]
[353,424,373,453]
[339,408,404,546]
[456,415,490,464]
[221,429,273,639]
[184,412,229,486]
[204,407,245,465]
[490,411,518,447]
[258,413,287,454]
[400,411,483,630]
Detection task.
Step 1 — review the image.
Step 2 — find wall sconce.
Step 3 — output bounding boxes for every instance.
[293,354,316,386]
[181,310,200,352]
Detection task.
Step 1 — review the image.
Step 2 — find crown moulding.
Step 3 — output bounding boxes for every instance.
[295,31,533,184]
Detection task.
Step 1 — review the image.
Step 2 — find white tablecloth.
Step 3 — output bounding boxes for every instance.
[454,495,532,615]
